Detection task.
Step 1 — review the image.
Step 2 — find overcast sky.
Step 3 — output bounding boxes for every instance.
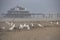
[0,0,60,13]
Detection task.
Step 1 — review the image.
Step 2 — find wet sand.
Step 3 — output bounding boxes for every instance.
[0,27,60,40]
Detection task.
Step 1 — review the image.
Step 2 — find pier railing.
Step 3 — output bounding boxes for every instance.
[0,13,60,21]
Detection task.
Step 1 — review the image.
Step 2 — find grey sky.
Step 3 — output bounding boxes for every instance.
[0,0,60,13]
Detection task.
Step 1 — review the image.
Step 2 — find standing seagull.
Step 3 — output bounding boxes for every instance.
[30,23,34,26]
[19,24,24,29]
[24,24,30,30]
[19,24,30,30]
[56,21,59,24]
[38,24,44,28]
[9,24,15,30]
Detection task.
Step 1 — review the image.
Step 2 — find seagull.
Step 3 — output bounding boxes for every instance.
[30,23,34,26]
[56,21,59,24]
[9,24,15,30]
[19,24,30,30]
[38,24,44,28]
